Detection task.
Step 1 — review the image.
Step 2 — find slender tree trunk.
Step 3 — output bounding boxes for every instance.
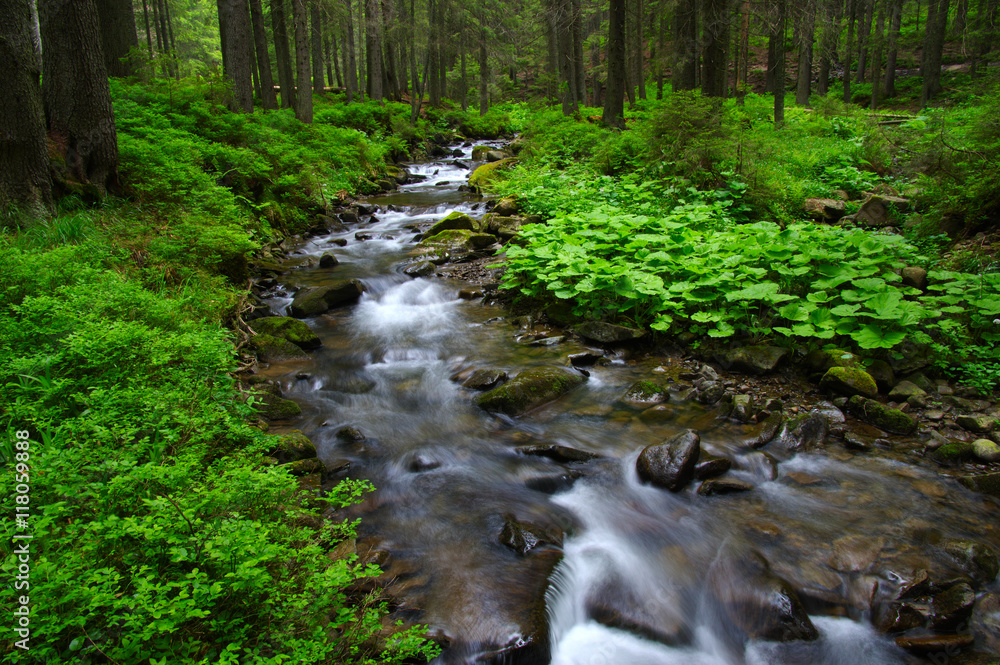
[702,0,729,97]
[774,0,787,125]
[871,1,885,107]
[635,0,646,99]
[736,0,750,101]
[311,0,324,91]
[292,0,313,121]
[328,33,339,87]
[460,26,468,110]
[844,0,857,102]
[95,0,140,77]
[365,0,383,100]
[142,0,153,57]
[573,0,587,104]
[250,0,277,107]
[590,21,601,105]
[656,0,667,98]
[409,0,420,120]
[817,0,841,95]
[673,0,697,90]
[156,0,171,76]
[428,0,439,106]
[38,0,120,195]
[921,0,951,105]
[381,0,398,100]
[796,3,815,105]
[604,0,626,127]
[856,0,874,81]
[165,0,178,77]
[345,0,358,101]
[559,0,577,115]
[220,0,254,112]
[955,0,969,35]
[152,0,165,69]
[478,25,489,115]
[1,0,53,219]
[884,0,903,94]
[271,0,295,108]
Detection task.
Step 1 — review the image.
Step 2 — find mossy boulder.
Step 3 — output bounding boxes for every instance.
[973,438,1000,463]
[573,321,646,343]
[418,228,495,254]
[959,473,1000,498]
[469,158,516,192]
[956,414,998,434]
[719,346,790,375]
[252,317,322,350]
[257,393,302,420]
[426,211,478,237]
[804,348,862,375]
[289,279,365,318]
[403,260,436,278]
[274,430,317,462]
[846,395,917,434]
[471,145,492,160]
[819,367,879,398]
[475,366,586,416]
[931,442,975,464]
[493,196,520,216]
[622,380,669,405]
[285,457,326,476]
[252,334,309,362]
[483,214,525,241]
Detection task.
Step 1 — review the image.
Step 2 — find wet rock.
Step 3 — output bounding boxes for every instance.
[251,316,322,350]
[895,633,974,654]
[462,368,508,391]
[698,477,754,496]
[458,288,482,300]
[866,360,896,392]
[804,348,862,375]
[769,411,830,454]
[339,210,359,225]
[929,582,977,631]
[804,197,847,222]
[529,336,564,347]
[829,535,885,572]
[957,414,997,434]
[944,540,1000,587]
[475,366,586,416]
[286,457,325,476]
[742,412,785,449]
[959,472,1000,497]
[718,345,790,375]
[973,438,1000,462]
[328,237,348,247]
[499,514,562,555]
[471,145,491,160]
[257,393,301,420]
[407,453,441,472]
[901,266,929,290]
[493,195,520,216]
[812,401,846,424]
[846,395,917,434]
[875,601,926,633]
[319,252,338,268]
[820,366,878,398]
[568,351,604,367]
[972,593,1000,654]
[732,394,756,423]
[524,471,584,494]
[636,429,701,492]
[622,380,669,405]
[274,430,317,462]
[290,279,366,317]
[889,380,926,400]
[695,454,732,480]
[695,381,726,405]
[336,426,366,442]
[516,444,598,463]
[639,404,675,422]
[932,441,975,464]
[843,429,876,452]
[356,203,377,216]
[573,321,646,343]
[251,333,309,362]
[586,574,688,647]
[403,261,436,278]
[708,550,819,643]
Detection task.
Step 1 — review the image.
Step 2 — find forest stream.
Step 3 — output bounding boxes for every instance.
[257,145,1000,665]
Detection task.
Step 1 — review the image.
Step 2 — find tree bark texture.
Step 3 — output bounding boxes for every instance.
[796,3,815,105]
[774,0,787,125]
[292,0,313,121]
[250,0,277,108]
[673,0,697,91]
[95,0,139,77]
[603,0,626,128]
[884,0,903,95]
[701,0,730,97]
[311,0,325,91]
[271,0,296,108]
[921,0,951,105]
[220,0,254,112]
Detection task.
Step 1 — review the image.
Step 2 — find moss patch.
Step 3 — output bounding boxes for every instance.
[426,211,478,237]
[469,158,517,191]
[252,317,322,350]
[819,366,878,398]
[251,334,309,363]
[476,366,586,415]
[846,395,917,434]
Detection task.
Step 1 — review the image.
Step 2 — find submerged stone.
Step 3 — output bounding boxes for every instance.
[462,368,508,391]
[697,477,753,496]
[290,279,365,317]
[475,366,586,416]
[516,444,598,463]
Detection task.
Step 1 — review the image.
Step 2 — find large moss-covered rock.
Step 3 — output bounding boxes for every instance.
[574,321,646,343]
[469,158,516,191]
[290,279,365,317]
[846,395,917,434]
[257,393,302,420]
[622,380,669,405]
[475,366,585,415]
[943,539,1000,587]
[804,348,862,375]
[493,196,520,216]
[483,214,525,240]
[957,414,998,434]
[471,145,492,160]
[636,429,701,492]
[931,441,975,464]
[274,430,317,461]
[819,366,879,398]
[251,316,322,350]
[425,211,478,237]
[418,228,494,254]
[252,334,309,362]
[959,473,1000,498]
[719,346,790,375]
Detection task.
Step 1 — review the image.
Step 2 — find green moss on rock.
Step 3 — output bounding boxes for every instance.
[820,366,879,398]
[258,393,302,420]
[622,380,669,405]
[476,366,586,415]
[426,211,477,237]
[252,317,322,350]
[469,158,516,192]
[275,430,317,461]
[931,442,975,464]
[251,334,309,362]
[846,395,917,434]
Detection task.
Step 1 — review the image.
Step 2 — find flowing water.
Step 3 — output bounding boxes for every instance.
[259,147,1000,665]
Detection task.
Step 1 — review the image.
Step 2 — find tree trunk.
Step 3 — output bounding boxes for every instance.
[479,25,488,115]
[366,0,383,100]
[381,0,398,100]
[573,0,587,104]
[428,0,440,106]
[817,0,841,95]
[460,28,468,110]
[855,0,874,81]
[141,0,153,58]
[95,0,139,77]
[635,0,646,99]
[311,0,324,92]
[250,0,277,108]
[701,0,729,97]
[165,0,178,77]
[955,0,969,35]
[559,0,578,115]
[38,0,120,196]
[156,0,172,76]
[921,0,951,105]
[345,0,358,101]
[774,0,787,125]
[844,0,856,102]
[152,0,165,71]
[1,0,53,219]
[736,0,750,101]
[796,3,815,105]
[292,0,313,121]
[884,0,903,95]
[673,0,697,91]
[272,0,296,108]
[220,0,254,112]
[328,32,339,87]
[603,0,626,127]
[871,1,885,107]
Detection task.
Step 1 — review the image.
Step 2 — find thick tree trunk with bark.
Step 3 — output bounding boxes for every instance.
[871,1,885,107]
[855,0,874,82]
[292,0,313,121]
[884,0,903,95]
[796,3,815,105]
[702,0,729,97]
[844,0,856,102]
[220,0,254,112]
[95,0,139,77]
[365,0,383,100]
[38,0,120,196]
[311,0,324,91]
[141,0,153,57]
[1,0,53,219]
[921,0,951,105]
[250,0,277,108]
[573,0,586,105]
[345,0,358,101]
[272,0,296,108]
[774,0,787,125]
[817,0,841,94]
[603,0,626,128]
[673,0,697,91]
